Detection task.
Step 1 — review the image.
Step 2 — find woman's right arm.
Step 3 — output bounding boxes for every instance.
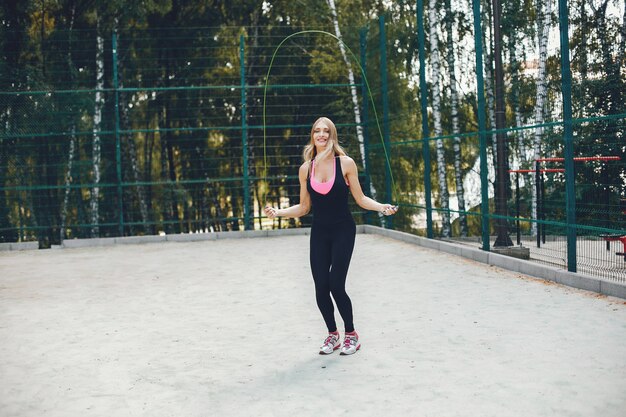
[264,163,311,219]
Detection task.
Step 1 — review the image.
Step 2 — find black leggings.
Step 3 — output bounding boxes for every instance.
[309,219,356,333]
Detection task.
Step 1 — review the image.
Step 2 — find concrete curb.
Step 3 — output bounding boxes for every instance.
[62,237,117,248]
[0,229,315,252]
[361,225,626,300]
[62,229,313,247]
[0,242,39,251]
[4,225,624,300]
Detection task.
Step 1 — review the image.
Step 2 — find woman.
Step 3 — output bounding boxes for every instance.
[264,117,397,355]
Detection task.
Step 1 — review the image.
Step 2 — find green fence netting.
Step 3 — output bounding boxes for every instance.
[1,3,624,282]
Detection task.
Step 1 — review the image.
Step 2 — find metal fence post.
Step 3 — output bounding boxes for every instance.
[240,34,251,230]
[112,32,124,236]
[515,172,520,245]
[536,161,541,248]
[471,0,490,251]
[379,15,392,229]
[558,0,577,272]
[491,0,513,247]
[417,0,433,238]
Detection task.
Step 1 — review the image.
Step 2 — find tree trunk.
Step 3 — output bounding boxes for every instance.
[144,119,155,222]
[256,184,264,230]
[326,0,377,199]
[0,2,25,243]
[531,0,551,236]
[578,0,588,118]
[165,132,180,233]
[242,10,261,230]
[160,53,181,234]
[481,3,498,164]
[115,29,150,234]
[60,127,77,242]
[60,4,77,243]
[594,1,625,115]
[34,134,56,248]
[429,0,451,237]
[159,105,173,233]
[445,0,467,236]
[196,146,210,233]
[509,39,526,165]
[90,14,104,237]
[617,3,626,72]
[0,119,9,242]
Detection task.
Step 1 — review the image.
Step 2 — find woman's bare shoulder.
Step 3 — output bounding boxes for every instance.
[299,161,311,177]
[339,155,357,170]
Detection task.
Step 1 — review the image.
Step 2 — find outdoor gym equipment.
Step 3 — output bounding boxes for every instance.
[509,155,621,250]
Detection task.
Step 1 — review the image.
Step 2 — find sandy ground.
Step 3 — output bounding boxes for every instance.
[1,233,625,417]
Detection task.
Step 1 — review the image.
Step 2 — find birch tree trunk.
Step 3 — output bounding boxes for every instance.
[90,14,104,237]
[617,4,626,116]
[326,0,377,199]
[60,127,76,242]
[578,0,588,118]
[429,0,451,237]
[481,4,498,163]
[60,4,77,243]
[444,0,467,236]
[531,0,552,236]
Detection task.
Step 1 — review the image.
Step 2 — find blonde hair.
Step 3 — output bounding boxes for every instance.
[302,117,347,164]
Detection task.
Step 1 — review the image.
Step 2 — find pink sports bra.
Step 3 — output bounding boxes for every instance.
[310,157,349,195]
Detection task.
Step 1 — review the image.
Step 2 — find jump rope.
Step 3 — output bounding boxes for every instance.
[261,30,398,212]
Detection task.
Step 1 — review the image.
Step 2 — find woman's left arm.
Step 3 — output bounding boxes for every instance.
[342,157,398,215]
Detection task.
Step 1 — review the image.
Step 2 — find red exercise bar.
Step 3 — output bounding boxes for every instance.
[535,156,621,163]
[509,169,565,173]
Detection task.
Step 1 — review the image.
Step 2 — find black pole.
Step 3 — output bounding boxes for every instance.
[492,0,513,247]
[602,164,609,230]
[516,172,520,245]
[541,172,546,244]
[536,162,541,248]
[417,0,434,238]
[379,15,393,229]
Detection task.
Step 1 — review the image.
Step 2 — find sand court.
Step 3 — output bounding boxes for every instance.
[1,232,625,417]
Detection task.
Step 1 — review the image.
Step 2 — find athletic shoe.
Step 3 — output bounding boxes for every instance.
[319,332,341,355]
[340,331,360,355]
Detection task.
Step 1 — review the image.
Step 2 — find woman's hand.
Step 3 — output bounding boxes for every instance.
[264,206,279,219]
[380,204,398,216]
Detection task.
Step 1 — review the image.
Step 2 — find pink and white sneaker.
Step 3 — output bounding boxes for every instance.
[340,331,360,355]
[319,332,341,355]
